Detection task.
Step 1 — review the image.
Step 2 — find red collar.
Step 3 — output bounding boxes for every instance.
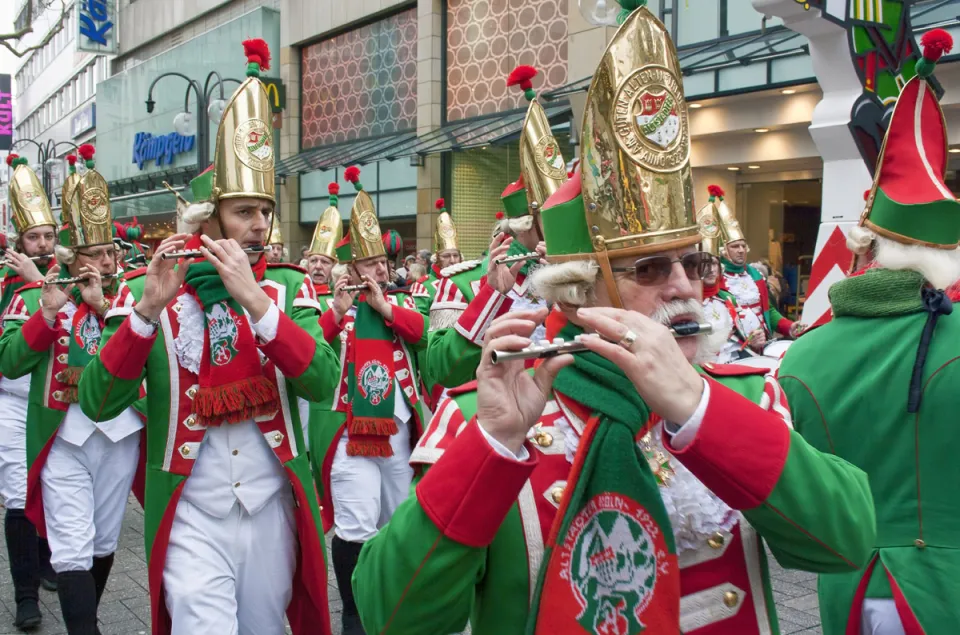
[702,280,720,299]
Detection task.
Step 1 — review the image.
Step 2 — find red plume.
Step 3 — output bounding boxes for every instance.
[242,38,272,71]
[435,198,445,210]
[66,154,77,166]
[495,211,504,220]
[344,166,361,183]
[5,154,17,167]
[921,29,953,62]
[507,65,538,91]
[328,183,340,195]
[114,221,127,241]
[78,144,96,160]
[863,189,871,201]
[707,185,725,198]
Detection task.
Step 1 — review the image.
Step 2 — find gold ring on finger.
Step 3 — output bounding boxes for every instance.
[619,329,638,350]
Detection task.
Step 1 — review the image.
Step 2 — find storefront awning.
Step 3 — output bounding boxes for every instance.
[275,131,418,177]
[276,102,572,176]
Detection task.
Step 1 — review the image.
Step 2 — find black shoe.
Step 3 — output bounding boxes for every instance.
[331,536,366,635]
[5,509,42,631]
[14,598,41,632]
[38,538,56,592]
[57,570,98,635]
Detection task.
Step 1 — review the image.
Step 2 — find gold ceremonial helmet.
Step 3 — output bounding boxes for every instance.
[63,153,114,248]
[267,211,283,245]
[344,167,385,262]
[579,4,699,258]
[707,185,744,246]
[696,200,722,257]
[509,65,568,212]
[6,155,56,234]
[433,198,459,253]
[307,182,343,260]
[191,39,275,205]
[61,152,83,229]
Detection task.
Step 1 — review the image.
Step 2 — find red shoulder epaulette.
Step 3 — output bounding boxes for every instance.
[266,262,308,274]
[416,275,430,284]
[17,281,43,292]
[700,362,768,377]
[123,267,147,281]
[447,380,479,397]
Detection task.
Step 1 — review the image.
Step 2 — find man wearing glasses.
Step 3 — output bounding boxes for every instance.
[0,149,139,635]
[352,5,875,634]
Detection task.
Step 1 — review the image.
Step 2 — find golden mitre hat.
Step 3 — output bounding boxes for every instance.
[508,65,568,212]
[433,199,458,252]
[267,212,283,245]
[707,185,744,246]
[344,166,385,262]
[62,149,114,248]
[61,151,85,230]
[578,2,699,258]
[307,182,343,260]
[696,200,722,257]
[6,155,56,234]
[191,38,275,205]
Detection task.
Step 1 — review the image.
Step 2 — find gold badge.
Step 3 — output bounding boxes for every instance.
[357,211,380,242]
[698,211,720,238]
[613,65,689,173]
[438,223,456,240]
[80,187,110,225]
[233,119,274,171]
[534,135,567,180]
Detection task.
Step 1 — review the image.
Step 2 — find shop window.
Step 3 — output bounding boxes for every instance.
[446,0,568,121]
[676,1,719,45]
[299,160,416,224]
[300,9,418,149]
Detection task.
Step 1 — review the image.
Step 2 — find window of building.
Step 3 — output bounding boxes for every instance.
[299,160,417,224]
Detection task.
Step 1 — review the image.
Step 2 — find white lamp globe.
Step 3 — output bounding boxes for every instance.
[173,111,196,136]
[207,99,227,125]
[578,0,623,26]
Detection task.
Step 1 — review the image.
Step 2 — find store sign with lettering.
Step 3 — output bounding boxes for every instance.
[261,78,286,114]
[132,132,196,170]
[0,75,11,151]
[77,0,117,55]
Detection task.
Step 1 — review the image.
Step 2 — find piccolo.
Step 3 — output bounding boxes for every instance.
[161,245,264,260]
[342,284,370,292]
[50,273,121,286]
[1,255,52,265]
[494,252,541,266]
[491,322,713,364]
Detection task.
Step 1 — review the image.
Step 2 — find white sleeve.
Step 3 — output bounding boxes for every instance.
[477,421,531,462]
[250,303,280,343]
[128,310,158,337]
[662,378,710,450]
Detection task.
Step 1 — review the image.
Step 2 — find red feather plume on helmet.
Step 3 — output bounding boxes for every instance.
[78,144,96,161]
[5,154,17,167]
[920,28,953,63]
[328,183,340,195]
[344,166,361,183]
[242,38,271,71]
[707,185,725,198]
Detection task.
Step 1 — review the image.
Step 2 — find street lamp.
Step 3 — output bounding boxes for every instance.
[145,72,242,176]
[9,138,80,202]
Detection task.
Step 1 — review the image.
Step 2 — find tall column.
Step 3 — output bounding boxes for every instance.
[751,0,872,327]
[416,0,443,253]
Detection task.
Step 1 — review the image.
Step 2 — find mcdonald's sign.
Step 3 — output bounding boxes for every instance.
[261,78,286,114]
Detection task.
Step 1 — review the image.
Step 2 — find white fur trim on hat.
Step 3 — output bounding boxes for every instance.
[529,260,599,307]
[850,225,960,289]
[55,244,76,265]
[178,202,216,234]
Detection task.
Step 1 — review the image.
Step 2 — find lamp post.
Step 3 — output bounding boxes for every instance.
[8,139,80,202]
[144,72,241,177]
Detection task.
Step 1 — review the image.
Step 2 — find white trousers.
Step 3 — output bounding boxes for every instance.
[0,390,29,509]
[331,418,413,542]
[163,493,297,635]
[861,599,906,635]
[41,430,140,572]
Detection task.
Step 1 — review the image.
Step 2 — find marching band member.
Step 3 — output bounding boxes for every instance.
[266,212,285,264]
[312,166,429,635]
[0,154,60,630]
[779,29,960,635]
[77,39,340,635]
[0,148,138,635]
[352,5,875,633]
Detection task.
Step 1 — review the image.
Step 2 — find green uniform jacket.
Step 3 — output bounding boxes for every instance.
[352,363,875,634]
[778,282,960,634]
[0,282,117,536]
[311,288,429,532]
[721,260,793,336]
[76,265,340,635]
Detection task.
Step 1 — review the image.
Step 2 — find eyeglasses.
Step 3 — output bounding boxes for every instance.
[609,251,712,286]
[76,247,119,261]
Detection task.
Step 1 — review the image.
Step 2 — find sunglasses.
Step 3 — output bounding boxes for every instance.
[609,251,712,286]
[76,247,119,260]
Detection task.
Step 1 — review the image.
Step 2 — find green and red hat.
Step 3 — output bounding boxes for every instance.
[335,234,353,262]
[383,229,403,256]
[862,28,960,248]
[500,175,528,219]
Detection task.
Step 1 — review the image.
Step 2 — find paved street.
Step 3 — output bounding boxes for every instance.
[0,497,823,634]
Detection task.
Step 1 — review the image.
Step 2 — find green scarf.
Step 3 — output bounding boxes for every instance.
[58,285,105,402]
[183,259,280,427]
[527,321,680,634]
[346,296,398,457]
[829,268,926,317]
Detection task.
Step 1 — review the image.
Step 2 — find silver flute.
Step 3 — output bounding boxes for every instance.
[1,255,52,265]
[161,245,264,260]
[342,284,370,292]
[50,273,121,286]
[494,252,541,266]
[491,322,713,364]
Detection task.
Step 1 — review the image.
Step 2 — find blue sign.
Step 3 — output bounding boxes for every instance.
[71,104,96,139]
[77,0,117,55]
[132,132,196,170]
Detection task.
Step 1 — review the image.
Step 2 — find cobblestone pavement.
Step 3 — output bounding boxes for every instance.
[0,497,823,634]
